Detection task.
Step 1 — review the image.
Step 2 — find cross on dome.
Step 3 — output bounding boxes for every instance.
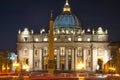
[50,10,53,19]
[66,0,69,5]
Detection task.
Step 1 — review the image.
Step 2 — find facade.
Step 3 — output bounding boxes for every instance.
[17,0,110,72]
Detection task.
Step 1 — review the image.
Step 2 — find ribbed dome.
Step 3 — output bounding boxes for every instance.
[54,0,81,29]
[54,13,81,28]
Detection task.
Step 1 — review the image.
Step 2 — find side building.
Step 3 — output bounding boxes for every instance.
[0,50,12,72]
[17,0,111,72]
[108,42,120,73]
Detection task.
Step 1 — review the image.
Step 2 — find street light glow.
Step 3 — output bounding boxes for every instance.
[76,62,84,70]
[22,64,29,71]
[109,67,116,71]
[13,62,21,72]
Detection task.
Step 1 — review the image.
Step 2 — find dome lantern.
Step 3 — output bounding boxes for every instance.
[63,0,71,12]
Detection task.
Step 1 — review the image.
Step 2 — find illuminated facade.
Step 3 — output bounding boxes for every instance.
[17,0,110,72]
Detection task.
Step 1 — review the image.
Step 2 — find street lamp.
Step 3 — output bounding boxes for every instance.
[76,61,84,72]
[22,64,29,71]
[7,65,10,71]
[109,67,116,73]
[13,62,21,72]
[2,64,6,71]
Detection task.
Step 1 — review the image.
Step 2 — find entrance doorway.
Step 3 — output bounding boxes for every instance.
[97,58,103,72]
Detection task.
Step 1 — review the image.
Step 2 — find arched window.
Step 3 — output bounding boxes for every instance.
[60,48,65,56]
[54,49,57,56]
[35,50,38,56]
[43,48,48,56]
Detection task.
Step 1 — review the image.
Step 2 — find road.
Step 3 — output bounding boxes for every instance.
[0,72,120,80]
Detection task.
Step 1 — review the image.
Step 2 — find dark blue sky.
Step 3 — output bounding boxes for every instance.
[0,0,120,52]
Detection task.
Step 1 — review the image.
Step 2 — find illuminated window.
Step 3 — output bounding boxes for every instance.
[43,38,48,41]
[61,28,65,33]
[54,49,57,55]
[54,38,57,41]
[78,38,82,41]
[68,38,71,41]
[87,38,90,41]
[66,30,69,34]
[71,30,73,34]
[68,49,71,55]
[35,38,39,42]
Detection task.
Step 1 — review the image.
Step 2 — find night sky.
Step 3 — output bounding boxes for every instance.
[0,0,120,52]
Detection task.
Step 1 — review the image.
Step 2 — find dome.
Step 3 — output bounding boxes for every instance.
[54,0,81,29]
[54,13,81,28]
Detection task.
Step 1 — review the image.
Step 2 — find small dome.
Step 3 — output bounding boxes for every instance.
[22,28,30,35]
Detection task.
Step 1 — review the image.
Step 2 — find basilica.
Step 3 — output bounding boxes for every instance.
[17,0,111,72]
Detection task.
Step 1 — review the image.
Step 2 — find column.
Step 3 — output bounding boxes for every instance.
[85,48,91,71]
[92,47,97,71]
[65,48,68,70]
[75,48,77,70]
[57,49,60,70]
[91,44,93,71]
[71,48,75,70]
[83,48,86,70]
[39,48,42,70]
[29,48,33,71]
